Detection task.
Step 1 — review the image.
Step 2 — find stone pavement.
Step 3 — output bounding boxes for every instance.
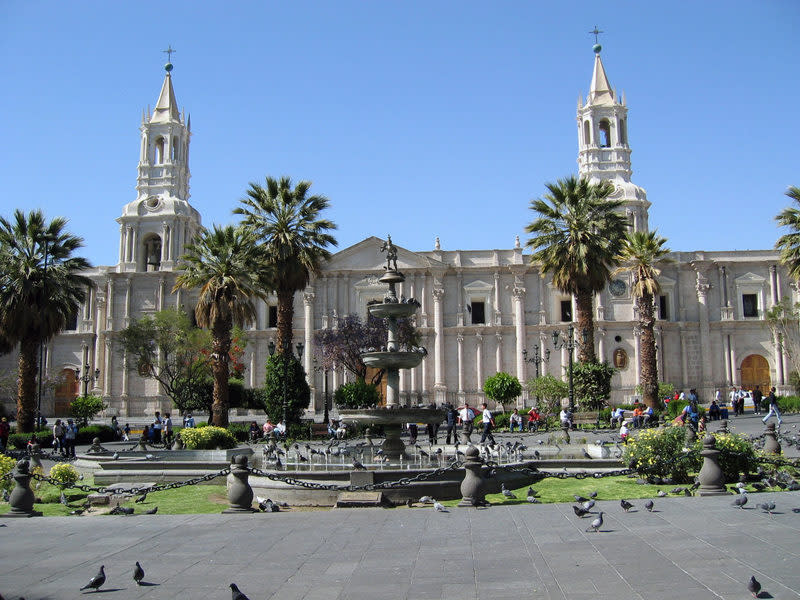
[2,490,799,599]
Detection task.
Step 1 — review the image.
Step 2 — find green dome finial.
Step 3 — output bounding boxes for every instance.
[593,43,602,54]
[589,26,603,54]
[164,62,173,72]
[162,45,176,73]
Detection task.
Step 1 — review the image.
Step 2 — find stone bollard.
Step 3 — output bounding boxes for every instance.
[1,460,43,518]
[364,427,374,447]
[763,422,781,455]
[685,425,697,446]
[171,434,184,450]
[458,446,488,507]
[135,435,149,452]
[718,420,729,434]
[27,442,44,471]
[697,435,727,496]
[223,454,256,513]
[658,413,667,428]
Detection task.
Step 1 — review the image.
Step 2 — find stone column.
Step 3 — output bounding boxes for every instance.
[537,275,546,325]
[303,290,315,393]
[513,286,526,383]
[456,270,464,326]
[475,333,483,391]
[493,271,502,325]
[103,339,112,397]
[456,333,464,394]
[597,327,606,365]
[695,271,712,389]
[679,324,688,388]
[432,287,446,401]
[495,332,502,374]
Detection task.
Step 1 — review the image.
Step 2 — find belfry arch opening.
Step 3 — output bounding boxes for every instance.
[142,234,162,272]
[598,119,611,147]
[154,137,165,164]
[583,120,591,145]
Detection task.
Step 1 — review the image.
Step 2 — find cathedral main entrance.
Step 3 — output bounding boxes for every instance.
[740,354,770,392]
[53,368,77,417]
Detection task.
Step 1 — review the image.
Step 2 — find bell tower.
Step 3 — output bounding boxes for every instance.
[116,53,201,273]
[577,39,650,232]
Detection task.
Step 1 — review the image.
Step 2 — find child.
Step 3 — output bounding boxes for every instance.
[123,423,131,441]
[619,420,630,444]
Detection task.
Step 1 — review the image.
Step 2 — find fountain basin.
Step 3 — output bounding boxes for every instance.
[339,407,446,426]
[361,351,424,370]
[368,302,418,319]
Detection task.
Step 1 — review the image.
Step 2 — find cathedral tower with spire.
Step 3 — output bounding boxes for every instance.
[116,59,201,273]
[577,42,650,232]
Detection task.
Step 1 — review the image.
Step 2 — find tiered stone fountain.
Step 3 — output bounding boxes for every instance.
[340,236,445,458]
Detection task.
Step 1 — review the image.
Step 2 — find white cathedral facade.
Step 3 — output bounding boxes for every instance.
[2,49,792,419]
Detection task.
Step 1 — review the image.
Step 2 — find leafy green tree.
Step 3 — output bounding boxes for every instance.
[0,210,91,432]
[70,394,107,426]
[573,361,615,410]
[117,308,211,412]
[482,372,522,412]
[235,176,337,354]
[525,176,628,363]
[525,374,568,415]
[765,297,800,383]
[263,353,310,425]
[333,379,381,409]
[775,185,800,281]
[173,225,268,427]
[615,230,671,409]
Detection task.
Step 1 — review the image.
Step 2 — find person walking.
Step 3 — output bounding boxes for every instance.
[478,403,495,445]
[63,419,78,457]
[457,403,475,442]
[163,413,173,445]
[444,403,458,444]
[762,387,783,427]
[52,419,65,455]
[152,411,163,443]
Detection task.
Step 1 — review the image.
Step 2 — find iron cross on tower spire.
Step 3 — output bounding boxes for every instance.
[589,26,604,44]
[163,45,176,63]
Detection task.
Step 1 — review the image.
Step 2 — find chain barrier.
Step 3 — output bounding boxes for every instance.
[246,461,465,492]
[27,468,230,497]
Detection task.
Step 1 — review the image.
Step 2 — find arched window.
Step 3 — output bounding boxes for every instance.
[618,118,627,145]
[143,235,162,272]
[598,120,611,147]
[583,120,591,145]
[154,137,165,164]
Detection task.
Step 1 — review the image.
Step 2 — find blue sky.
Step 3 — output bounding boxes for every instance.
[1,2,797,267]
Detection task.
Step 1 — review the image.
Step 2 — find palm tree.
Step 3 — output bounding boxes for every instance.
[525,176,628,362]
[615,230,671,409]
[234,176,337,354]
[775,186,800,281]
[0,210,91,432]
[173,225,268,427]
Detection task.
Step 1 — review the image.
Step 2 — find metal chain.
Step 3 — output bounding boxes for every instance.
[28,468,230,496]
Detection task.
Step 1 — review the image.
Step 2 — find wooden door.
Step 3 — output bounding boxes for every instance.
[53,368,77,417]
[740,354,770,392]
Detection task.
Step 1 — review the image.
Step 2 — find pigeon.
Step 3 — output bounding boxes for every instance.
[574,495,589,503]
[589,490,598,498]
[230,583,251,600]
[684,488,693,497]
[144,454,158,461]
[573,505,589,518]
[586,512,604,533]
[644,500,654,512]
[620,499,634,512]
[526,494,540,504]
[144,506,158,515]
[80,565,106,591]
[582,449,593,459]
[582,499,595,511]
[133,561,144,585]
[527,487,539,498]
[433,499,447,512]
[112,452,119,460]
[110,505,134,515]
[501,484,516,499]
[732,494,748,509]
[419,495,433,504]
[406,499,413,508]
[670,487,685,495]
[657,490,667,497]
[352,460,367,471]
[747,575,761,597]
[758,501,776,515]
[134,493,148,503]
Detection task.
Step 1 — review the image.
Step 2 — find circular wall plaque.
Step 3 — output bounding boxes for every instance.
[609,279,627,297]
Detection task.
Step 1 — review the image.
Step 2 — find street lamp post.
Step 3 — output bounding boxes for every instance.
[74,363,100,399]
[551,324,588,414]
[268,341,305,426]
[314,360,330,425]
[522,344,550,407]
[36,235,52,429]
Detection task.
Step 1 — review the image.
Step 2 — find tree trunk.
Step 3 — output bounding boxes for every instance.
[210,322,232,428]
[574,288,596,363]
[638,292,659,409]
[17,338,39,433]
[276,288,295,354]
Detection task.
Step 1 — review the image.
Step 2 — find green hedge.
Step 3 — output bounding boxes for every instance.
[179,425,237,449]
[776,395,800,413]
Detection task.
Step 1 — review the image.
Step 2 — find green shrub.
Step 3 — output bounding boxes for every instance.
[492,411,510,430]
[776,395,800,413]
[179,425,237,449]
[76,425,115,444]
[0,454,16,493]
[70,395,107,425]
[7,431,53,450]
[623,426,694,481]
[573,361,615,410]
[334,379,380,409]
[483,372,522,411]
[49,462,80,486]
[226,422,253,442]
